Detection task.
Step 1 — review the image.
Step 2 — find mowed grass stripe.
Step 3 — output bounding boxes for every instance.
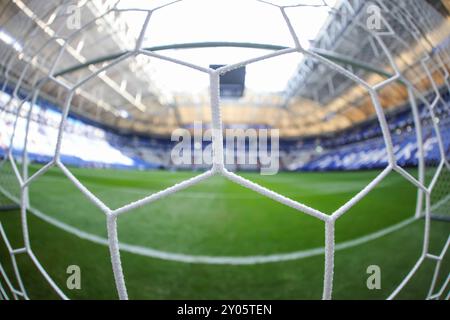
[19,165,416,255]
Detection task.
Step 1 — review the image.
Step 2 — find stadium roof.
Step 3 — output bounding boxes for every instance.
[0,0,449,137]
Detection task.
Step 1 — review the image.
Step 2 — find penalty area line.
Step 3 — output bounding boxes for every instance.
[0,184,417,265]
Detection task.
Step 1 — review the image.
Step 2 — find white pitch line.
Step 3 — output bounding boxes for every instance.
[0,184,418,265]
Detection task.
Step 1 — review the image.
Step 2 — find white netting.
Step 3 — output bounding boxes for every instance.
[0,0,449,300]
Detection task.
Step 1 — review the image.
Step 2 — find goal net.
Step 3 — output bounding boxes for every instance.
[0,0,449,300]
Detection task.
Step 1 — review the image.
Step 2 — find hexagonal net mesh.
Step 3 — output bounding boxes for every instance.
[0,0,449,300]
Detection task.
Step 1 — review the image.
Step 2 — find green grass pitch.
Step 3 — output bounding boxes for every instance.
[0,164,449,299]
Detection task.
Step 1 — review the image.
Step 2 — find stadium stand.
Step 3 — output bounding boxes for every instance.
[1,84,449,172]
